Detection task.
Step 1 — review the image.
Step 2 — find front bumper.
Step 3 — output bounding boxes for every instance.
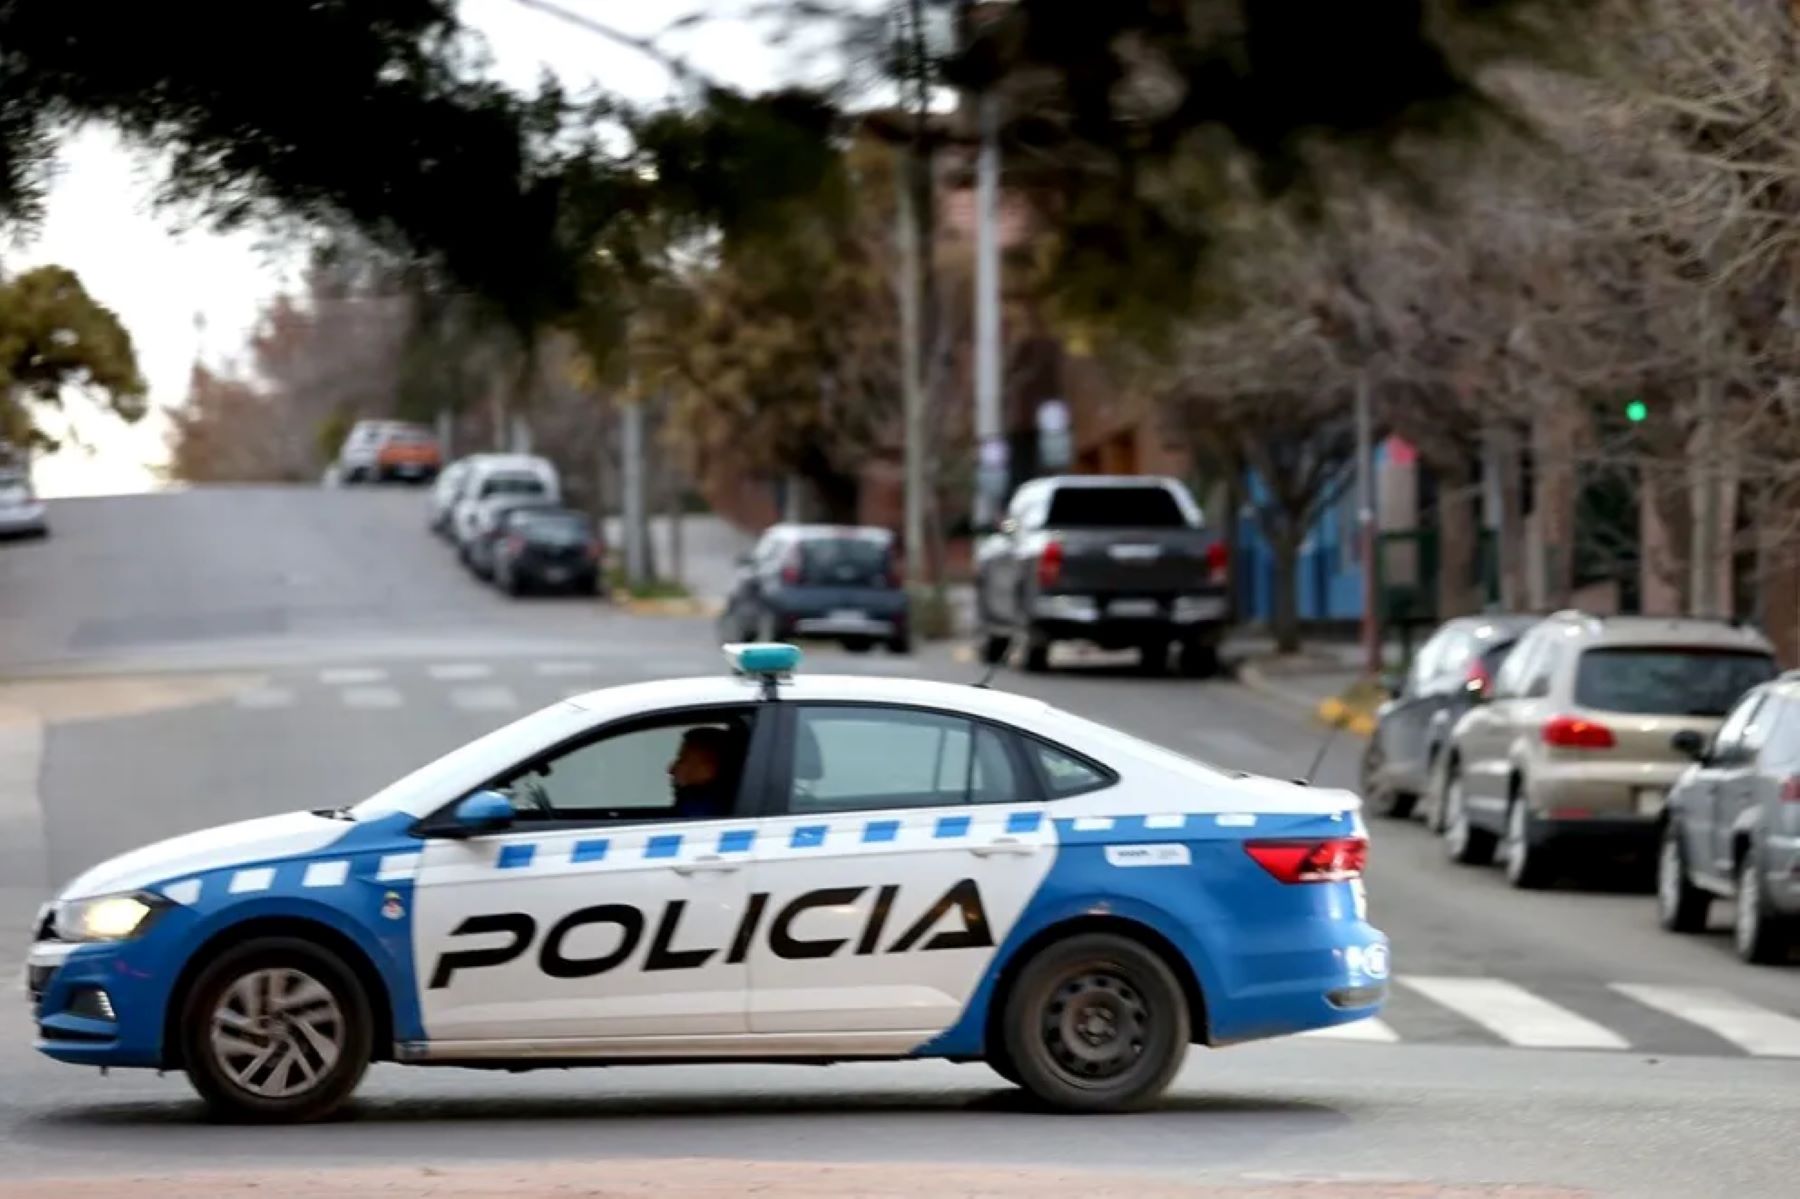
[26,915,198,1068]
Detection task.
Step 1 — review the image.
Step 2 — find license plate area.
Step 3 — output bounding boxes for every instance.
[1634,788,1666,817]
[830,608,868,622]
[1109,599,1160,618]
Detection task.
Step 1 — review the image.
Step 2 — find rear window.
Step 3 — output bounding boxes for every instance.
[481,475,548,499]
[798,537,891,585]
[513,513,590,544]
[1045,486,1190,529]
[1574,648,1778,717]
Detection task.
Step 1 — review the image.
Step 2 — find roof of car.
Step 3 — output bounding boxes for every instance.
[563,673,1053,725]
[1543,610,1775,651]
[766,523,892,540]
[1445,614,1540,638]
[1026,474,1184,489]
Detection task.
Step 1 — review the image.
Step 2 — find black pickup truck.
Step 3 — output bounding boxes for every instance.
[974,475,1229,675]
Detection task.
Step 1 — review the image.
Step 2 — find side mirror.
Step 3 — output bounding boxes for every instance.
[1669,729,1707,762]
[437,790,515,839]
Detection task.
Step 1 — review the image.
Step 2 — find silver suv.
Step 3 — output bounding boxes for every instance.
[1658,673,1800,963]
[1433,611,1778,890]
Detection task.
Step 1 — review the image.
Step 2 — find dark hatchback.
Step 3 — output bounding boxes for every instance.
[491,508,604,596]
[721,524,910,654]
[1363,614,1539,821]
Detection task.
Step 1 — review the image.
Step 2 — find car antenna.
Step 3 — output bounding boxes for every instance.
[972,659,1003,689]
[1302,714,1345,786]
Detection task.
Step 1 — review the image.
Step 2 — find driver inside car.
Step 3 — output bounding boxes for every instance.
[668,726,741,819]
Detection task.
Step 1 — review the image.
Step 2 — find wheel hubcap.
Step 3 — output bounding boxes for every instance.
[1040,970,1149,1084]
[210,968,344,1099]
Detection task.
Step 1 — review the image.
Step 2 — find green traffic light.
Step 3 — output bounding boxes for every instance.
[1624,399,1648,423]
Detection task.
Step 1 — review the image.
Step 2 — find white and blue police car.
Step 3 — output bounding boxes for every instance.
[26,644,1388,1122]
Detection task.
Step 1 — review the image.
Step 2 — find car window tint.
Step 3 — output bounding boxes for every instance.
[1032,740,1111,797]
[1574,649,1778,717]
[1044,486,1189,528]
[789,707,1017,814]
[493,711,755,823]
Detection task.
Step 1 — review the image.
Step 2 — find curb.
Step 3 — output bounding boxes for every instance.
[1236,659,1379,739]
[619,597,722,618]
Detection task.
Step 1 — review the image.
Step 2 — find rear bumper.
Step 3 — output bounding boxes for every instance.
[768,590,909,641]
[1030,592,1227,644]
[1529,813,1660,853]
[1532,763,1690,820]
[1205,923,1391,1046]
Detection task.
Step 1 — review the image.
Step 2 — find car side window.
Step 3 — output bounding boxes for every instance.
[788,706,1019,814]
[1711,691,1765,762]
[1431,632,1476,692]
[488,707,759,825]
[1493,629,1549,699]
[1405,631,1447,696]
[1030,739,1113,797]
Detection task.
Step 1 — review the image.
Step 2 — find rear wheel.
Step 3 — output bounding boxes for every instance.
[1000,933,1189,1113]
[979,633,1011,666]
[1136,640,1170,675]
[887,632,913,655]
[180,937,373,1124]
[1502,795,1555,889]
[1443,769,1496,866]
[1735,851,1795,964]
[1360,741,1416,820]
[1656,822,1711,934]
[1023,627,1052,674]
[1177,640,1220,679]
[842,639,874,654]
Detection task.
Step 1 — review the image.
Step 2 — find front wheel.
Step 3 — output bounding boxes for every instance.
[180,937,373,1123]
[1360,741,1416,820]
[1657,823,1711,933]
[1023,628,1052,674]
[1000,933,1189,1113]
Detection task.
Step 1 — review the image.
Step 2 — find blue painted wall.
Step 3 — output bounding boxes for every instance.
[1233,460,1368,624]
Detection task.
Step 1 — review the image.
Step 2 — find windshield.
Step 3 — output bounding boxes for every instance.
[1045,486,1191,529]
[1575,648,1778,717]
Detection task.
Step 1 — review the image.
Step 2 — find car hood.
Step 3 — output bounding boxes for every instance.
[57,810,356,901]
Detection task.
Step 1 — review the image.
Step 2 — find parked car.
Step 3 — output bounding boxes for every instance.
[1432,610,1778,890]
[428,458,474,537]
[449,455,560,552]
[338,421,440,484]
[974,475,1228,676]
[1364,614,1539,820]
[491,507,605,596]
[0,468,47,539]
[1659,672,1800,963]
[462,495,562,578]
[720,524,910,654]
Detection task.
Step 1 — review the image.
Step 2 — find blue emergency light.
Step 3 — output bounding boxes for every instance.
[725,642,802,679]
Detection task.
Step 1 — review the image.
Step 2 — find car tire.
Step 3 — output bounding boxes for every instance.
[979,633,1011,667]
[1360,742,1417,820]
[842,639,874,654]
[1735,850,1794,965]
[1502,795,1555,890]
[502,568,524,597]
[986,1040,1025,1089]
[1177,640,1220,679]
[1000,933,1189,1114]
[1137,640,1170,676]
[887,632,913,655]
[1023,628,1052,674]
[1442,768,1497,866]
[1656,822,1711,934]
[180,936,373,1124]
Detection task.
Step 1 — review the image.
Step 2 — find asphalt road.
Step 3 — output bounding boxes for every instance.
[1,486,1796,1197]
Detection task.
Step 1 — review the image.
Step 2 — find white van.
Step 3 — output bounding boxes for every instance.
[449,455,561,552]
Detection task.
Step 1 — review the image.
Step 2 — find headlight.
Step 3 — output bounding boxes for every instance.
[53,893,166,942]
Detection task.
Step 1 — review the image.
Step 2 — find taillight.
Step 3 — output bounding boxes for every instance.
[1204,541,1229,585]
[1246,837,1368,884]
[781,546,802,586]
[1464,658,1493,695]
[1541,715,1615,750]
[1780,776,1800,803]
[1037,538,1064,588]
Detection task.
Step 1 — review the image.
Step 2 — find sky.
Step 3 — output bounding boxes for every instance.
[13,0,818,497]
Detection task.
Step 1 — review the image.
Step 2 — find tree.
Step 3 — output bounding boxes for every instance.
[0,264,145,450]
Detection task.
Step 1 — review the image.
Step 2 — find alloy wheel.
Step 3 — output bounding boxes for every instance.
[208,967,345,1100]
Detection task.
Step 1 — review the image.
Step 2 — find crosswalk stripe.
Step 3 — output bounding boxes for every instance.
[341,686,403,710]
[320,667,386,686]
[1611,984,1800,1058]
[1399,976,1629,1049]
[234,687,295,710]
[1299,1017,1399,1043]
[428,664,493,681]
[450,685,520,712]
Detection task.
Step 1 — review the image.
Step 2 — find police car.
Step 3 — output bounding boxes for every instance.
[26,645,1388,1122]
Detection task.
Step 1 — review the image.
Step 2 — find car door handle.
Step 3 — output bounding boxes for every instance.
[672,854,740,876]
[970,837,1038,858]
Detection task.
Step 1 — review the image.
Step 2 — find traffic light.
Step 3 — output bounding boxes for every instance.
[1624,399,1648,423]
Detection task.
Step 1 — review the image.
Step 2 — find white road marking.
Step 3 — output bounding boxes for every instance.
[1299,1018,1399,1043]
[1611,984,1800,1058]
[319,667,387,685]
[342,686,403,710]
[450,685,520,712]
[1399,976,1629,1049]
[535,661,599,677]
[428,663,493,681]
[234,686,295,710]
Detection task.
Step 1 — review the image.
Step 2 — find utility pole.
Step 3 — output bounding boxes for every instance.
[1693,291,1721,618]
[621,398,649,587]
[1356,371,1380,675]
[897,145,927,589]
[973,89,1004,529]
